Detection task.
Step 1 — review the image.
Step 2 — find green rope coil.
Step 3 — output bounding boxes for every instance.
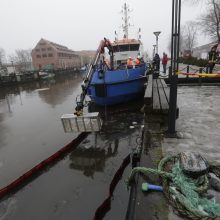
[126,154,220,220]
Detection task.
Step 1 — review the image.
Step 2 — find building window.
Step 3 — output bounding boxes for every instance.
[36,55,41,58]
[42,54,47,58]
[41,48,46,51]
[35,49,40,52]
[47,47,52,51]
[48,53,53,57]
[39,43,46,46]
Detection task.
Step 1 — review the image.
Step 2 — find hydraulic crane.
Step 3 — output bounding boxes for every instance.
[61,38,114,133]
[75,38,114,115]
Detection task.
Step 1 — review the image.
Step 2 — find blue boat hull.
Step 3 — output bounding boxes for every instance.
[87,65,146,106]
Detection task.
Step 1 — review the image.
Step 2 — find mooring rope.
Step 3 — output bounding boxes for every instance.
[0,132,88,199]
[126,154,220,220]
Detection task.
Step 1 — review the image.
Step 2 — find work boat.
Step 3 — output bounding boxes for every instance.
[75,3,147,108]
[61,3,147,133]
[87,38,146,106]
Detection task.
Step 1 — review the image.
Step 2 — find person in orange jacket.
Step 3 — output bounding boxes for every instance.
[127,57,133,66]
[135,56,141,65]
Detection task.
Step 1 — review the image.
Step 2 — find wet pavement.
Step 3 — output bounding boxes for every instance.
[163,85,220,161]
[129,85,220,220]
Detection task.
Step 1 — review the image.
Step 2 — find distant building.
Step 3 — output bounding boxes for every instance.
[76,50,96,66]
[181,49,192,58]
[31,38,81,70]
[192,42,217,59]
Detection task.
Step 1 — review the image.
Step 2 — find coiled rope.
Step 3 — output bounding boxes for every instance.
[126,154,220,220]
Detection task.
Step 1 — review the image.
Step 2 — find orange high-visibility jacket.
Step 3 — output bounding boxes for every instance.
[127,59,132,65]
[135,58,140,65]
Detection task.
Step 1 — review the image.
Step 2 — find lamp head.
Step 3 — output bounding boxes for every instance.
[153,31,161,37]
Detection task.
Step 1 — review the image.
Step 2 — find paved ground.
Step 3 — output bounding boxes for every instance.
[132,85,220,220]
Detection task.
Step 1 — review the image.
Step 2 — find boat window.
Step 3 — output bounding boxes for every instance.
[130,44,140,51]
[119,44,129,51]
[113,46,119,52]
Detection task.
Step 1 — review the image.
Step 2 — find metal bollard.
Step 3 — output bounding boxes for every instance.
[168,66,172,79]
[186,65,189,78]
[206,66,209,73]
[199,67,202,86]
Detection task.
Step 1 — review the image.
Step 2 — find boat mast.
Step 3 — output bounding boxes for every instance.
[122,3,130,39]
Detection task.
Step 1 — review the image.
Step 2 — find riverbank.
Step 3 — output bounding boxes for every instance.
[0,68,80,87]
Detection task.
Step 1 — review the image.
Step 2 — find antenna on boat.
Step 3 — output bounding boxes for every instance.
[115,30,118,41]
[138,28,141,40]
[121,3,131,39]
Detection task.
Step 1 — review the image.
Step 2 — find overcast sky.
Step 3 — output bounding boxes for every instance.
[0,0,209,58]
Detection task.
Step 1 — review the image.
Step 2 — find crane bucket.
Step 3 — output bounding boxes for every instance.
[61,112,102,132]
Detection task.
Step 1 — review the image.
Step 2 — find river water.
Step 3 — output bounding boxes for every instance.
[0,73,143,220]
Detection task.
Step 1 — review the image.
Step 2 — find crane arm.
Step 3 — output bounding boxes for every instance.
[75,38,113,115]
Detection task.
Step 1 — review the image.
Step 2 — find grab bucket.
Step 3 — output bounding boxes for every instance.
[61,112,102,132]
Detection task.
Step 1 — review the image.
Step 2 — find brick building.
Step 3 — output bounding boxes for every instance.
[31,38,81,70]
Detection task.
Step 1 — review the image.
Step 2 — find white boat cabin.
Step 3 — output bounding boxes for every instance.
[111,39,144,66]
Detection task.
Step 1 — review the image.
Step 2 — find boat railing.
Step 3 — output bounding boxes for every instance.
[115,63,146,70]
[94,61,146,72]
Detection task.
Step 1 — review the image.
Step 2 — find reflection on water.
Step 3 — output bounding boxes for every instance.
[0,73,84,187]
[0,74,83,108]
[37,76,83,107]
[69,111,143,178]
[69,140,118,177]
[0,113,8,147]
[0,73,145,220]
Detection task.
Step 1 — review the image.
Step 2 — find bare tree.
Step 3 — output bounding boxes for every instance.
[15,49,32,70]
[167,28,185,53]
[8,54,19,67]
[183,0,207,5]
[182,21,198,51]
[198,0,220,42]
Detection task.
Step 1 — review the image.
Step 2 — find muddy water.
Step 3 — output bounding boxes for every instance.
[0,74,144,220]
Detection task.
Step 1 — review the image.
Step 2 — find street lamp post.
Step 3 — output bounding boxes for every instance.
[153,45,156,58]
[153,31,161,54]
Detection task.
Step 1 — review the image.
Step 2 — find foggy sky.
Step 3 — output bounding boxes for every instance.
[0,0,209,58]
